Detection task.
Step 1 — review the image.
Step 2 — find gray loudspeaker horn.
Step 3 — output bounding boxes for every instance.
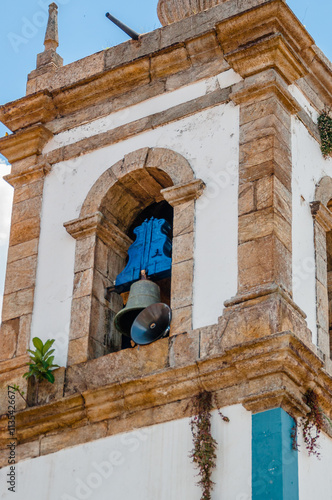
[130,302,172,345]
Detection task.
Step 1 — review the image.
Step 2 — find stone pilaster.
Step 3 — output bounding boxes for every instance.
[161,179,205,335]
[217,0,308,302]
[0,126,53,362]
[232,73,299,297]
[64,212,132,365]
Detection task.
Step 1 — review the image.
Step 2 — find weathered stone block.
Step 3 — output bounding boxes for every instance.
[11,197,42,225]
[316,280,329,332]
[169,330,199,367]
[256,175,292,223]
[172,232,194,264]
[240,158,291,190]
[173,200,195,237]
[316,253,328,288]
[65,338,169,394]
[67,336,90,366]
[2,288,34,322]
[92,269,111,304]
[7,239,39,264]
[16,314,32,356]
[146,148,193,185]
[35,367,66,406]
[240,113,291,149]
[4,256,37,295]
[238,235,291,292]
[240,95,291,128]
[239,182,255,215]
[74,235,96,273]
[151,47,191,80]
[186,32,223,64]
[73,269,94,299]
[95,238,109,277]
[10,217,40,246]
[171,260,193,309]
[13,179,44,204]
[0,319,19,361]
[170,305,192,335]
[239,207,292,252]
[240,135,291,171]
[90,296,109,348]
[200,323,224,358]
[69,296,92,341]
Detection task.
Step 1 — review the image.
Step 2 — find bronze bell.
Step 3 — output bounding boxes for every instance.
[113,278,161,337]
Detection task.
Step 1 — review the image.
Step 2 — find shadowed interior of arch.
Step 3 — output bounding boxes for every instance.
[92,167,174,357]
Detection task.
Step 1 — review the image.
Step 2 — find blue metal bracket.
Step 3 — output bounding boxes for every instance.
[115,217,172,291]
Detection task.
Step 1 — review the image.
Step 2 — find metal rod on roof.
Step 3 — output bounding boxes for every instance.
[105,12,140,40]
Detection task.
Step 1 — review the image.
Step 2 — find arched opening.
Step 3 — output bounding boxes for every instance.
[65,147,204,366]
[91,168,173,358]
[112,200,174,351]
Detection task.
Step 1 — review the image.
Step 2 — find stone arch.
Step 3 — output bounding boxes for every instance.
[311,175,332,361]
[315,176,332,206]
[80,147,195,219]
[64,147,204,366]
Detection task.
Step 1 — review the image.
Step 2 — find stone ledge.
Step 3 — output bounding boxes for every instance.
[1,330,331,465]
[45,85,232,167]
[0,125,53,164]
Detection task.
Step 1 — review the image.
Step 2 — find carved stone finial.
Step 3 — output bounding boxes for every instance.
[157,0,227,26]
[44,3,59,51]
[31,2,63,74]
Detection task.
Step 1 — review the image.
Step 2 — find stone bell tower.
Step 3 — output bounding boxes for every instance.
[0,0,332,499]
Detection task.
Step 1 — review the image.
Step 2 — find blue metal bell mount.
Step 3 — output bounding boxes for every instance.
[115,217,172,291]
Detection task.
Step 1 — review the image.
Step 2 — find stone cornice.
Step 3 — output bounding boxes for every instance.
[0,91,55,132]
[224,283,306,318]
[4,161,51,188]
[230,76,301,114]
[1,0,332,134]
[216,0,314,56]
[161,179,205,206]
[225,33,307,84]
[0,124,53,163]
[64,212,132,257]
[0,354,29,375]
[310,201,332,232]
[0,331,331,460]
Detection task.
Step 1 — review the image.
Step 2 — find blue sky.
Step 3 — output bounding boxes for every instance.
[0,0,332,316]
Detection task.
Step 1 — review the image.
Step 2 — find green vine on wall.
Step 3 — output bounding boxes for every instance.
[318,112,332,158]
[189,391,229,500]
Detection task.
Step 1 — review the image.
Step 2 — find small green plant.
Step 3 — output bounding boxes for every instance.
[23,337,59,405]
[318,112,332,158]
[189,391,229,500]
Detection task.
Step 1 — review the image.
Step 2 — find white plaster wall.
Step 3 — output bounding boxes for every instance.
[292,115,332,343]
[44,69,242,153]
[32,74,240,366]
[0,404,251,500]
[298,430,332,500]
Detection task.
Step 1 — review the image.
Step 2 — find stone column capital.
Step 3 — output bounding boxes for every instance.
[64,212,132,257]
[161,179,205,207]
